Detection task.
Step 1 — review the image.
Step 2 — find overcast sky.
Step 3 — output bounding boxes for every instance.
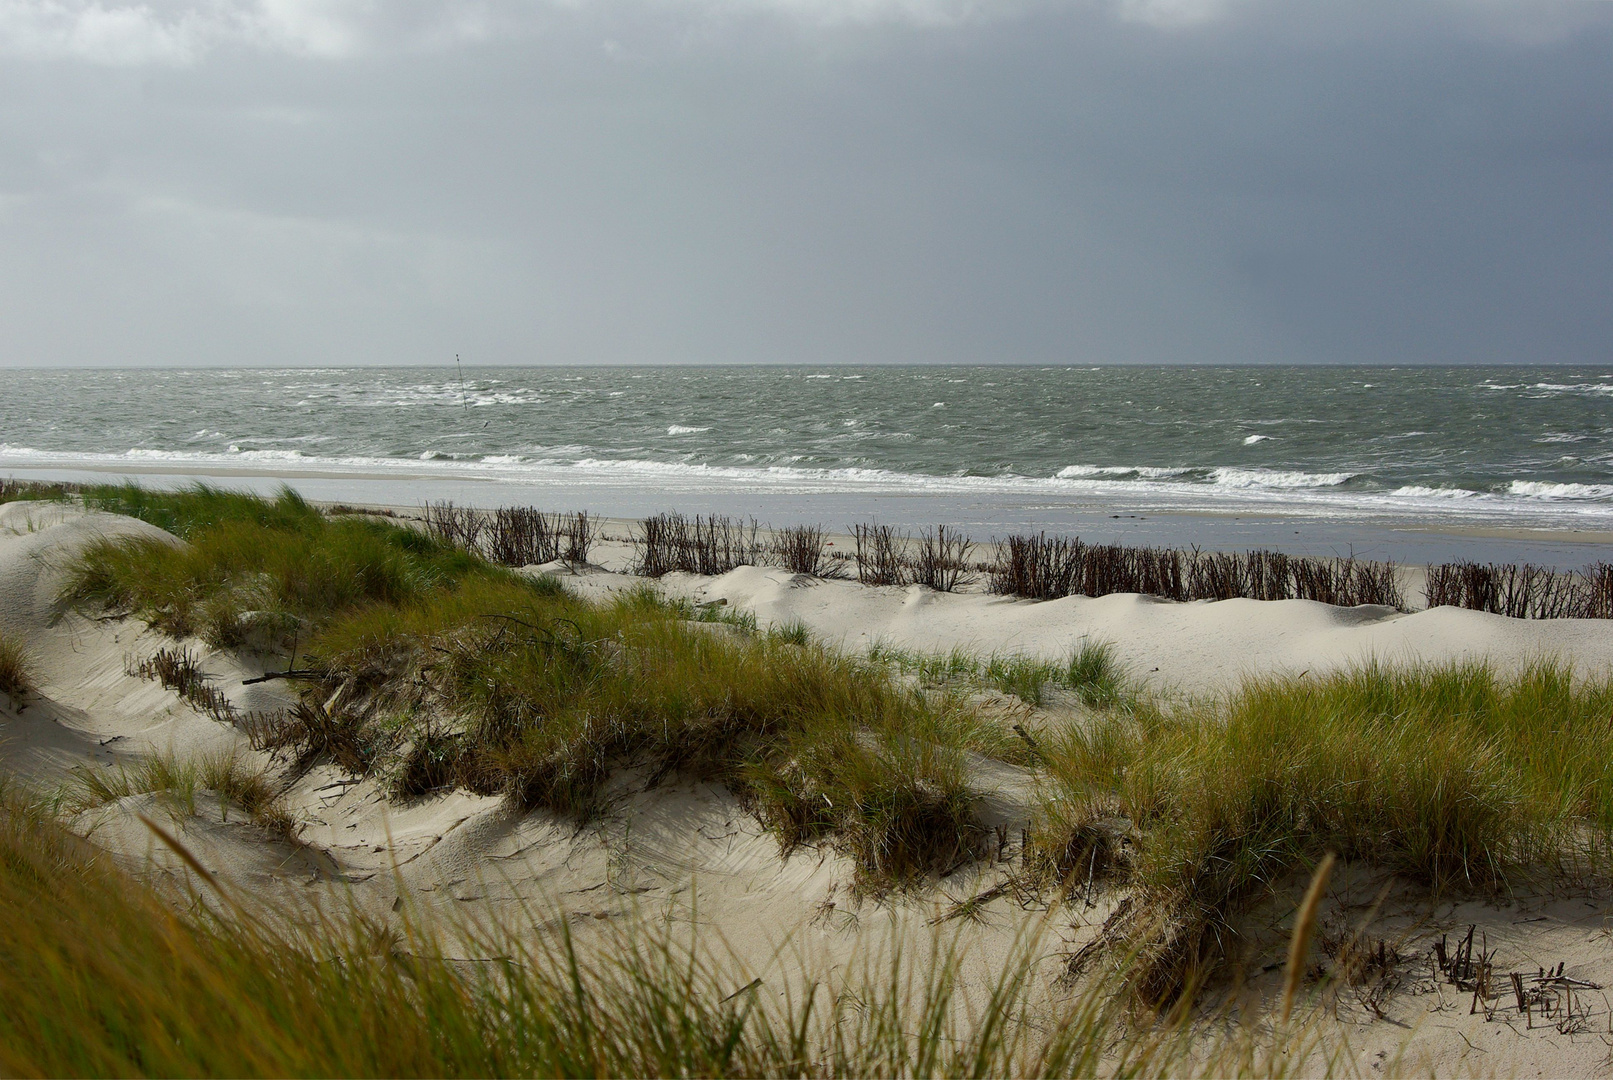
[1,0,1609,367]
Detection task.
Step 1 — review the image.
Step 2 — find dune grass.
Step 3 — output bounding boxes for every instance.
[0,478,74,505]
[59,484,1613,1003]
[303,578,1014,883]
[61,751,293,836]
[1035,660,1613,1003]
[66,484,505,648]
[65,486,1018,887]
[0,629,34,705]
[0,793,1322,1078]
[867,639,1129,709]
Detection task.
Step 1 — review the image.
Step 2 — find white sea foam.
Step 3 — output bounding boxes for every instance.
[3,443,1612,526]
[1055,465,1193,480]
[1242,435,1271,445]
[1530,383,1613,396]
[1389,485,1485,500]
[666,425,711,435]
[1207,467,1354,489]
[1508,481,1613,500]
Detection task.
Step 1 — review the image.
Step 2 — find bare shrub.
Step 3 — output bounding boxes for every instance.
[634,514,680,578]
[988,535,1406,609]
[1583,563,1613,619]
[910,526,974,592]
[1243,550,1294,602]
[426,504,594,568]
[1337,558,1404,608]
[987,534,1082,600]
[853,523,910,587]
[1426,560,1605,620]
[1186,549,1246,601]
[560,511,597,566]
[423,501,485,551]
[634,514,758,577]
[486,506,557,567]
[1081,544,1187,601]
[768,524,831,577]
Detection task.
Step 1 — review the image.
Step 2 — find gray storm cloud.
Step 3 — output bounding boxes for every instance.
[0,0,1609,366]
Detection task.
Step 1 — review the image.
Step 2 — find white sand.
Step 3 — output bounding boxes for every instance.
[554,548,1613,696]
[4,499,1613,1076]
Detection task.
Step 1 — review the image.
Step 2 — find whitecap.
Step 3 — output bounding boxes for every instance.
[1389,485,1484,500]
[1207,467,1355,489]
[1528,383,1613,396]
[1508,480,1613,500]
[666,425,711,435]
[1055,464,1193,480]
[1242,435,1271,445]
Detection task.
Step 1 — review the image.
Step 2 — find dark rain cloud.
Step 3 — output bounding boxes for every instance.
[0,0,1609,366]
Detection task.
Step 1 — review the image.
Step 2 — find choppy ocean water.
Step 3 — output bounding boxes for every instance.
[4,365,1612,564]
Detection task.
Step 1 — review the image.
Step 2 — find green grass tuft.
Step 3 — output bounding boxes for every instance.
[66,484,515,648]
[869,639,1132,710]
[1036,660,1613,1003]
[0,629,34,704]
[61,751,292,836]
[1065,640,1126,707]
[306,583,999,884]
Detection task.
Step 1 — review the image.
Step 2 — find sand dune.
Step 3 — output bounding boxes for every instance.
[559,558,1613,695]
[4,499,1613,1075]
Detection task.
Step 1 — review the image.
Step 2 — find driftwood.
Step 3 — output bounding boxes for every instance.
[242,669,322,685]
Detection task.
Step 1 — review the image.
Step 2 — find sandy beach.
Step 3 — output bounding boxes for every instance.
[3,489,1613,1076]
[5,0,1611,1059]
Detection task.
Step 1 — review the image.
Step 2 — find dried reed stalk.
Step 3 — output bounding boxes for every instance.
[1281,851,1336,1025]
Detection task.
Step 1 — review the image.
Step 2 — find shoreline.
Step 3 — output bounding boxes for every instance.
[5,461,1613,569]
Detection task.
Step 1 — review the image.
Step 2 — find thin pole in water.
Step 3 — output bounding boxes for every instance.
[456,353,469,413]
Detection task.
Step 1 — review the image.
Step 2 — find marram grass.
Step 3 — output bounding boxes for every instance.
[59,750,294,837]
[57,483,1613,1010]
[0,628,34,703]
[1034,659,1613,1003]
[304,577,1012,884]
[64,484,501,648]
[0,795,1338,1079]
[66,486,1019,888]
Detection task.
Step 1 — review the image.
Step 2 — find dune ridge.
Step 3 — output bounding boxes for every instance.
[4,493,1613,1075]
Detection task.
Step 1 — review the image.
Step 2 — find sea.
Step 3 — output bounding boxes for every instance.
[4,365,1612,567]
